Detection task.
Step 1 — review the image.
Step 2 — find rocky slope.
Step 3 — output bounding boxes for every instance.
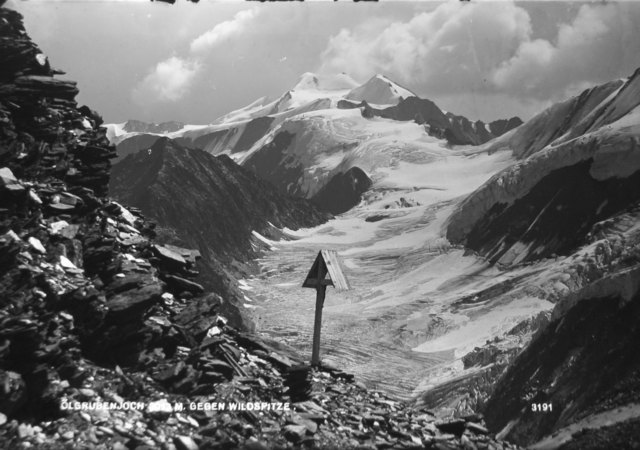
[485,79,625,159]
[0,7,525,449]
[484,257,640,447]
[435,67,640,447]
[109,138,329,326]
[447,68,640,265]
[405,155,640,446]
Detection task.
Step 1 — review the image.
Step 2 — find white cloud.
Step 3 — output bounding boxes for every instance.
[319,1,531,94]
[133,56,200,103]
[133,8,259,105]
[492,3,640,99]
[319,1,640,104]
[190,9,257,54]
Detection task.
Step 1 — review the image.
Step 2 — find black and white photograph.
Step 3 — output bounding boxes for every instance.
[1,0,640,448]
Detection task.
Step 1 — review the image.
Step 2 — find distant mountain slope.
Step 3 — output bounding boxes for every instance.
[486,77,629,159]
[109,138,329,301]
[110,133,162,163]
[240,97,520,213]
[447,67,640,265]
[104,72,521,181]
[213,72,359,126]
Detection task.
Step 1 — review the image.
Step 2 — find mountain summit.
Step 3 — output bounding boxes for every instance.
[345,74,416,105]
[293,72,360,92]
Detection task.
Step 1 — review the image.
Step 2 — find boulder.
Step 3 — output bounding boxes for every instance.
[164,274,204,295]
[106,283,164,319]
[174,435,199,450]
[0,167,18,186]
[282,424,307,442]
[173,294,223,340]
[152,244,186,268]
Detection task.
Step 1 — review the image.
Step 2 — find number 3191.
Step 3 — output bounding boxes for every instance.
[531,403,553,412]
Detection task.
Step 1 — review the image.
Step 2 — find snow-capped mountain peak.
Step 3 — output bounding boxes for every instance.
[345,73,416,106]
[293,72,360,92]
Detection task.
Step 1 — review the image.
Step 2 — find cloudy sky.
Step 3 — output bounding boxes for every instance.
[8,0,640,124]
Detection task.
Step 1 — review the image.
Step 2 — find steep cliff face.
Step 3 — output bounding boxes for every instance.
[488,117,525,137]
[241,130,305,196]
[193,116,275,155]
[311,166,372,214]
[443,113,523,147]
[487,67,640,164]
[109,138,329,298]
[461,159,640,265]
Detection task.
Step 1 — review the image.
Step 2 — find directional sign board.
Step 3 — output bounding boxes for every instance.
[302,250,350,291]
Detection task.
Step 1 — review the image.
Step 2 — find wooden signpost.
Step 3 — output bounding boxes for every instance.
[302,250,350,366]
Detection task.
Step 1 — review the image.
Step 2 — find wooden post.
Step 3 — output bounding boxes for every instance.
[311,284,326,367]
[311,254,326,367]
[302,250,350,367]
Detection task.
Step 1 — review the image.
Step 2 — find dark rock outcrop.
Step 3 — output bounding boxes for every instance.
[0,14,114,197]
[379,98,522,146]
[338,96,522,146]
[311,167,372,214]
[461,159,640,265]
[233,116,275,153]
[443,113,523,146]
[112,133,162,163]
[191,127,239,154]
[379,97,450,128]
[241,130,303,195]
[488,117,524,137]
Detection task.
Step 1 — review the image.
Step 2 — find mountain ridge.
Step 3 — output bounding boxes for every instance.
[104,71,522,172]
[447,66,640,265]
[109,137,330,324]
